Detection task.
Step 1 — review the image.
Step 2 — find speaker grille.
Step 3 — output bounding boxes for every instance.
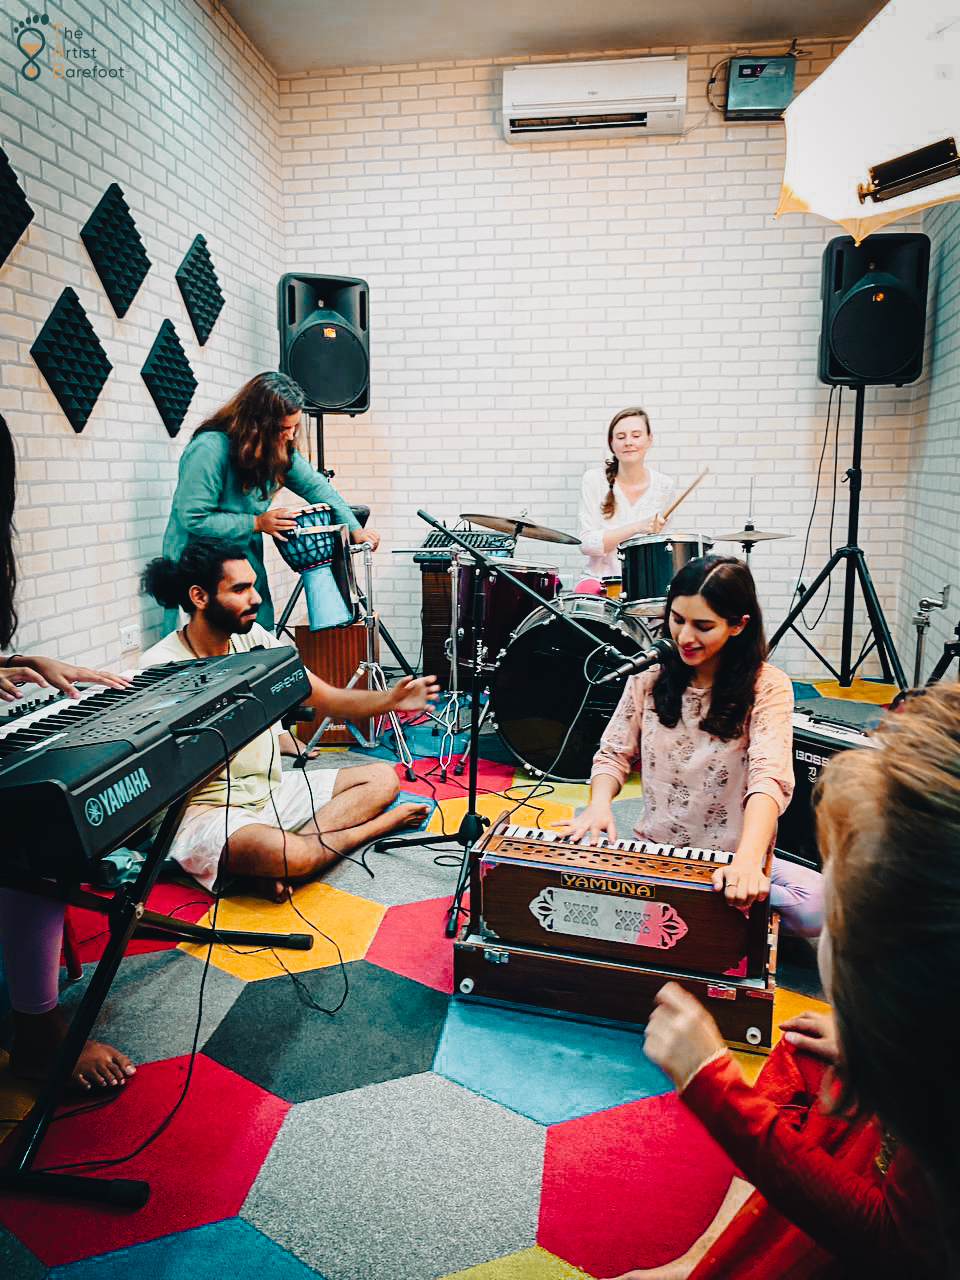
[830,282,923,380]
[288,316,368,409]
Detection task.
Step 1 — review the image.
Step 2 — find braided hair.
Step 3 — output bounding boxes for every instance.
[601,407,651,519]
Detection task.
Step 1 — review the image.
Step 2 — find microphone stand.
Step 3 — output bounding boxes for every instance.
[374,508,637,939]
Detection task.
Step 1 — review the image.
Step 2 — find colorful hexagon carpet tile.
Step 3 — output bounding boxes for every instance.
[0,723,828,1278]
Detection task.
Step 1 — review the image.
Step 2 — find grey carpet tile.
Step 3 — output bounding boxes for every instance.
[241,1071,545,1280]
[0,1226,44,1280]
[323,841,461,907]
[59,948,244,1065]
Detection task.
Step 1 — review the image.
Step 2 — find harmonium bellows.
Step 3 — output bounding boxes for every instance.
[453,817,778,1051]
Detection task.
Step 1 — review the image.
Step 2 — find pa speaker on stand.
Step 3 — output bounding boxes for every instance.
[818,233,929,387]
[278,273,370,468]
[769,233,930,690]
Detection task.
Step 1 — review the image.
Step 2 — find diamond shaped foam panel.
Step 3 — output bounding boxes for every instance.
[0,146,34,268]
[141,318,197,437]
[79,182,151,317]
[30,287,112,434]
[176,234,224,345]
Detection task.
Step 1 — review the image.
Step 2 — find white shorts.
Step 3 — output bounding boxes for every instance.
[168,768,339,892]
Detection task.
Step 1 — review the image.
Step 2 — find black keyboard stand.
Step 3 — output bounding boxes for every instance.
[0,796,313,1208]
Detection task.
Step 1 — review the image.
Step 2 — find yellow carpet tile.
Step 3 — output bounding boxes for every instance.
[425,794,574,836]
[511,771,644,803]
[732,988,833,1084]
[811,679,897,705]
[441,1245,594,1280]
[178,882,385,981]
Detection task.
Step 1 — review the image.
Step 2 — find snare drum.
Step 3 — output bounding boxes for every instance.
[274,504,360,630]
[619,533,713,612]
[488,594,656,782]
[455,558,559,678]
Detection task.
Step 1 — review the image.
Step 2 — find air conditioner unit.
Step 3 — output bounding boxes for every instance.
[502,56,687,143]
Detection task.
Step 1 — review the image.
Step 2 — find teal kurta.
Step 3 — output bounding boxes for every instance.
[161,430,361,630]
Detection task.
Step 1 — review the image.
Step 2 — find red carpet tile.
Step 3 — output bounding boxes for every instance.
[70,881,215,965]
[365,895,458,993]
[0,1054,289,1266]
[539,1092,735,1277]
[394,757,518,801]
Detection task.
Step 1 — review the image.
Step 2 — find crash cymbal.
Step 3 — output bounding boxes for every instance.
[461,512,581,546]
[712,528,791,545]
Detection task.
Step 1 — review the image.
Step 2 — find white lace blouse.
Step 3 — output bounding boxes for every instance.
[577,466,677,579]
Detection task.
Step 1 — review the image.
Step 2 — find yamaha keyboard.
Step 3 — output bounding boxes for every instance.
[0,647,309,876]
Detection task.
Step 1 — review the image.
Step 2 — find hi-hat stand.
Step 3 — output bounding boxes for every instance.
[768,384,907,690]
[374,509,636,939]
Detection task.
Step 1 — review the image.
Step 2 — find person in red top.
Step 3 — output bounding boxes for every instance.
[612,684,960,1280]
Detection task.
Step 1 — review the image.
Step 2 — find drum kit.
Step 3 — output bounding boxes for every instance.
[438,513,791,784]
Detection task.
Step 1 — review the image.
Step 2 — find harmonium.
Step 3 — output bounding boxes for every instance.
[453,816,779,1051]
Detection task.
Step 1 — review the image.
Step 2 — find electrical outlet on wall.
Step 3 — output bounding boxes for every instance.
[119,624,140,653]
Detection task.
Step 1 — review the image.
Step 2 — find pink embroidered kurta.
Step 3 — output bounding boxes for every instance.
[591,663,794,852]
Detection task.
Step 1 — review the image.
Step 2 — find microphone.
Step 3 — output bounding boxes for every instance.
[596,637,677,685]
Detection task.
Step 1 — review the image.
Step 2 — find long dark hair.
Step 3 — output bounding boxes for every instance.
[653,555,766,741]
[194,372,305,496]
[601,407,650,519]
[816,683,960,1274]
[141,537,249,614]
[0,416,18,649]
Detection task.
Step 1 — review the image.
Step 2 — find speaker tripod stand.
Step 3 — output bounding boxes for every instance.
[768,384,907,691]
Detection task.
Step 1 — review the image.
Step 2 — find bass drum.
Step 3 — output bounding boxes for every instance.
[489,595,656,783]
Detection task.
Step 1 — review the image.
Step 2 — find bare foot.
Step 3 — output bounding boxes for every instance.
[245,876,293,903]
[386,801,429,831]
[9,1009,135,1091]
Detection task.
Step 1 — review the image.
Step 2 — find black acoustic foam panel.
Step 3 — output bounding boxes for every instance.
[80,182,151,318]
[176,234,224,345]
[141,320,197,437]
[0,145,34,268]
[30,288,113,434]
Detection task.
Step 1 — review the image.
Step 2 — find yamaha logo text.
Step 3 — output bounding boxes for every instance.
[84,768,151,826]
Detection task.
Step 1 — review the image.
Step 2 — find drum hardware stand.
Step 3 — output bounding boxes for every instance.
[768,384,907,690]
[0,798,313,1208]
[373,510,640,938]
[910,586,949,685]
[294,544,416,780]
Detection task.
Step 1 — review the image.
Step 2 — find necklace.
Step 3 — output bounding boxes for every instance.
[181,625,233,659]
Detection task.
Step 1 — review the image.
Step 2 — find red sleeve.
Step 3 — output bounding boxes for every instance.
[681,1052,941,1277]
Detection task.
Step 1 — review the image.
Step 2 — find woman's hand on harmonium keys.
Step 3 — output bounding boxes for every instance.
[711,852,771,913]
[552,804,618,846]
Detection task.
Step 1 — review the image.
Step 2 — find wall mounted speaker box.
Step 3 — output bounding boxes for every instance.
[293,622,375,745]
[775,699,881,869]
[278,273,370,414]
[818,234,930,386]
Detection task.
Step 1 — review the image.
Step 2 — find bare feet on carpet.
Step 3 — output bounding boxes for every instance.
[9,1008,136,1091]
[245,801,431,902]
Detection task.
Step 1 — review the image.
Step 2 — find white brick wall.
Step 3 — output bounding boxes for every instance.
[2,12,956,692]
[1,0,284,667]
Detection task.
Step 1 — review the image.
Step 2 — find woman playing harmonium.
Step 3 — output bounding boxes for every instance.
[161,371,379,631]
[557,555,822,938]
[576,407,677,595]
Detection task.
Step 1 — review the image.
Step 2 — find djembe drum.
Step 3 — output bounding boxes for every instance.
[274,503,357,629]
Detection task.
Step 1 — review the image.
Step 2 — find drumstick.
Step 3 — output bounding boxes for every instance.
[662,468,709,522]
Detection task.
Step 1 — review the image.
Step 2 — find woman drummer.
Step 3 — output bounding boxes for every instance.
[575,407,677,595]
[161,371,379,631]
[558,554,822,938]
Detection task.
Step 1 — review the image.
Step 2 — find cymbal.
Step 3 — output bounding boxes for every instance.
[461,512,581,546]
[712,528,791,545]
